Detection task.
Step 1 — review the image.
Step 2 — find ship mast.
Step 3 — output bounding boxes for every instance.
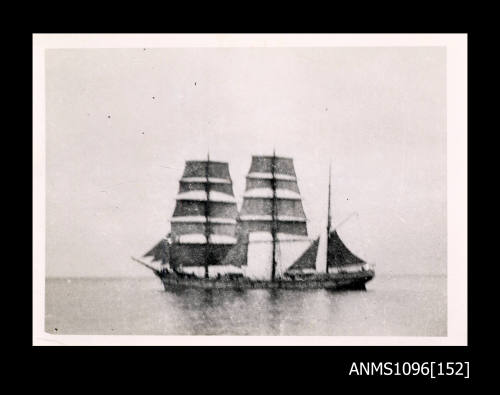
[204,152,211,279]
[326,162,332,274]
[271,149,277,282]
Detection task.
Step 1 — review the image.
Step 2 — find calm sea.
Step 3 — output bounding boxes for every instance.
[45,274,446,336]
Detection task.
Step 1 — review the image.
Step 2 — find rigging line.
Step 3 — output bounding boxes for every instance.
[159,165,183,170]
[131,257,160,275]
[330,212,359,233]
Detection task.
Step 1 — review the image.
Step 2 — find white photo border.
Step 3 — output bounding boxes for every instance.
[33,33,467,346]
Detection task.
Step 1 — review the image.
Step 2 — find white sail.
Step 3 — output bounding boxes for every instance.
[315,218,328,273]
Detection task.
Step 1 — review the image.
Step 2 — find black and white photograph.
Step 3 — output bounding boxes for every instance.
[33,34,467,346]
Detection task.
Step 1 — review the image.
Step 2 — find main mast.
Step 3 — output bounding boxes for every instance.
[270,150,277,282]
[204,153,211,278]
[170,159,238,271]
[238,154,308,280]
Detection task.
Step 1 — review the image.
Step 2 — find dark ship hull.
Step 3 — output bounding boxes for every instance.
[157,269,374,290]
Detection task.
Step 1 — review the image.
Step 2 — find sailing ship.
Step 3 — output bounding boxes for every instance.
[133,153,375,290]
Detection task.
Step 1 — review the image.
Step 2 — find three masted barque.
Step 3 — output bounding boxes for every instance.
[133,153,375,290]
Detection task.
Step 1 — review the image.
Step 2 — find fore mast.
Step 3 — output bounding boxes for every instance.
[169,157,238,275]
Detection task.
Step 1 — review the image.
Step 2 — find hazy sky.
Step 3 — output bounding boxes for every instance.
[45,47,446,277]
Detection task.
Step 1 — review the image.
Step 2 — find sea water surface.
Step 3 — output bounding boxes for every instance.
[45,274,446,336]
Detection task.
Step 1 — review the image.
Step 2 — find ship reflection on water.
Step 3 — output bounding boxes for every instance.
[160,286,341,335]
[45,275,446,337]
